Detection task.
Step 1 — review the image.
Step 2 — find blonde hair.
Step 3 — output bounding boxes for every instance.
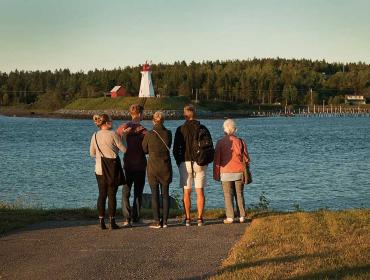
[184,104,195,119]
[93,114,112,128]
[223,119,237,135]
[129,104,144,117]
[153,111,165,125]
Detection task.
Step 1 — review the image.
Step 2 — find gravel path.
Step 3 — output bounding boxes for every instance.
[0,219,247,280]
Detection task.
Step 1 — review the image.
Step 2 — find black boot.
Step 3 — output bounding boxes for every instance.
[110,217,120,230]
[99,218,107,230]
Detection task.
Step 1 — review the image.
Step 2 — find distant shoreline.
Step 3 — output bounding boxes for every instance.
[0,108,265,120]
[2,106,370,120]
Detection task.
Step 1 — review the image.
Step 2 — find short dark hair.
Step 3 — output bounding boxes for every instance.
[184,104,195,119]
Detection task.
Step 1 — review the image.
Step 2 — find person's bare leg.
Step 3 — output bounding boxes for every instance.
[195,188,205,219]
[183,188,192,219]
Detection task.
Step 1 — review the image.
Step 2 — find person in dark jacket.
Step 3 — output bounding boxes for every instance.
[142,111,172,228]
[173,104,208,227]
[116,104,147,225]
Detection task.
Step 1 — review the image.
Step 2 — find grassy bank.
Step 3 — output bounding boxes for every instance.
[0,202,226,235]
[0,205,96,234]
[65,96,192,111]
[212,209,370,280]
[0,105,54,116]
[64,96,284,112]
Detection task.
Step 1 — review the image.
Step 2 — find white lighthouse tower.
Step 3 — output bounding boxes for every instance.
[138,62,155,98]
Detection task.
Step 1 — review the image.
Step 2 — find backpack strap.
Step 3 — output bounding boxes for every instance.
[152,129,171,152]
[190,123,202,177]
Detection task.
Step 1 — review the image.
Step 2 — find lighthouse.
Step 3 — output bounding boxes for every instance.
[138,62,155,98]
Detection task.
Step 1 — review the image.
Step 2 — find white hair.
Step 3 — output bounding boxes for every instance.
[223,119,237,135]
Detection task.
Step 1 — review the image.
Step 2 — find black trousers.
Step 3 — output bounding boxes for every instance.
[96,174,118,217]
[150,183,169,223]
[122,170,146,222]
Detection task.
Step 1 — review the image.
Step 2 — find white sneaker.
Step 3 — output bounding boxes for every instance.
[239,217,245,223]
[197,218,204,227]
[223,218,234,224]
[122,221,132,227]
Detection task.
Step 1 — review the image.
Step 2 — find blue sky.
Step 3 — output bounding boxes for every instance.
[0,0,369,72]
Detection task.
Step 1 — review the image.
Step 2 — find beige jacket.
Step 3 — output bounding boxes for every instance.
[90,130,126,175]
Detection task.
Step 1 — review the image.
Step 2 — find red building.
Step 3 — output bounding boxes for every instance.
[110,86,126,98]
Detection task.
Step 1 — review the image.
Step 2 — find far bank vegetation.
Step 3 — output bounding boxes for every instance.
[1,59,370,110]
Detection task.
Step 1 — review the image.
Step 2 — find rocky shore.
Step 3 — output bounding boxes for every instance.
[54,109,258,120]
[0,107,264,120]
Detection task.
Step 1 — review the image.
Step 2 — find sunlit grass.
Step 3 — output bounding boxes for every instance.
[212,209,370,280]
[65,96,191,110]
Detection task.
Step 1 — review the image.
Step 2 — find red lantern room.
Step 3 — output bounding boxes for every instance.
[142,62,150,72]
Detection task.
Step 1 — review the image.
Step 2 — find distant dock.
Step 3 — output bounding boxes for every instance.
[2,106,369,120]
[252,105,370,118]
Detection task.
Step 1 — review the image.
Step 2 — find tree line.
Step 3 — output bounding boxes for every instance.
[1,58,370,109]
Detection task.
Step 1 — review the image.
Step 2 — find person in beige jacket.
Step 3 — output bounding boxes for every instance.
[90,114,129,230]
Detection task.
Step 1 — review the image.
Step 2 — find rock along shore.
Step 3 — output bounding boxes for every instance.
[54,109,259,120]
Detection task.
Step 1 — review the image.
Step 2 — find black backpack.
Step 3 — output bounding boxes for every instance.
[192,124,215,166]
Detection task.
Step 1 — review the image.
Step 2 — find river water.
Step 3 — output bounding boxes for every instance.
[0,115,369,211]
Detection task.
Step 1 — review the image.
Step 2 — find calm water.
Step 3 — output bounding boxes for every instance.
[0,115,369,211]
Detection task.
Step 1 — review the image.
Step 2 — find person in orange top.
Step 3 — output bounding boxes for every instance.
[213,119,250,224]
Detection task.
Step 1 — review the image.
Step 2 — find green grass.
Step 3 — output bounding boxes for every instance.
[64,96,192,110]
[64,96,285,112]
[0,104,54,115]
[0,203,97,235]
[212,209,370,280]
[0,201,227,235]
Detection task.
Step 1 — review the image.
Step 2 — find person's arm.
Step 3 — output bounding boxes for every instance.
[117,126,131,148]
[173,127,183,165]
[142,133,149,154]
[116,123,130,139]
[90,134,96,157]
[213,141,221,181]
[242,139,250,165]
[114,133,127,154]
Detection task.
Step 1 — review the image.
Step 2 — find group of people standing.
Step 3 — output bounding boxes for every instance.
[90,104,250,230]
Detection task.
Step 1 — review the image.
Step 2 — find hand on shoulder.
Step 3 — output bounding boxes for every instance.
[122,127,132,134]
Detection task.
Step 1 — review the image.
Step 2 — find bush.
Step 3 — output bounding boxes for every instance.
[34,91,65,110]
[2,93,9,106]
